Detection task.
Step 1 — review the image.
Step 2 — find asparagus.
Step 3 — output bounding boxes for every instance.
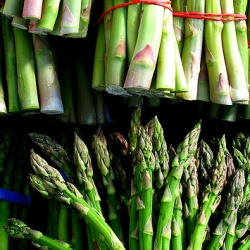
[187,134,228,250]
[237,235,250,250]
[155,5,176,92]
[154,120,202,250]
[207,169,245,250]
[91,130,124,243]
[105,0,129,96]
[58,0,81,36]
[123,2,165,95]
[28,132,77,183]
[233,0,248,85]
[29,150,126,250]
[4,218,73,250]
[177,0,205,101]
[171,185,185,250]
[73,132,102,214]
[134,126,155,250]
[13,27,40,112]
[171,0,185,52]
[126,0,141,63]
[2,0,24,18]
[205,0,232,105]
[66,0,92,38]
[144,115,169,187]
[37,0,61,33]
[221,0,249,104]
[182,155,199,244]
[32,34,64,114]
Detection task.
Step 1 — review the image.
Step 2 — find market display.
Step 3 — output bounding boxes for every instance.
[0,0,249,250]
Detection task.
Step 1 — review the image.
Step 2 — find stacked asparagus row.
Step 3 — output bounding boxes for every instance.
[1,0,92,37]
[0,12,111,124]
[1,105,249,249]
[92,0,250,120]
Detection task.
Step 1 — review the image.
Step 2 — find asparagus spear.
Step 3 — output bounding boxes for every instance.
[171,185,185,250]
[22,0,44,20]
[13,27,40,112]
[207,169,245,249]
[134,125,155,250]
[91,130,124,243]
[123,1,165,95]
[29,150,126,250]
[182,155,199,244]
[32,34,64,114]
[187,134,228,250]
[28,132,77,183]
[205,0,232,105]
[221,0,249,104]
[154,120,202,250]
[37,0,61,33]
[172,0,185,53]
[4,218,73,250]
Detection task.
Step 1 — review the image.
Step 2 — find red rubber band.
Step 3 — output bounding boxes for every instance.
[98,0,172,23]
[248,42,250,48]
[173,12,247,21]
[0,2,5,5]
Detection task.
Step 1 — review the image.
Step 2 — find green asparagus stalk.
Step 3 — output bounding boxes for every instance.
[237,235,250,250]
[32,34,64,114]
[66,0,92,38]
[4,218,73,250]
[187,134,228,250]
[133,126,155,250]
[171,185,185,250]
[177,0,205,101]
[154,120,202,250]
[128,179,139,250]
[207,169,245,250]
[221,0,249,104]
[2,0,24,18]
[233,0,248,85]
[205,0,232,105]
[73,132,102,213]
[105,0,129,96]
[172,0,185,53]
[123,2,165,95]
[92,17,106,90]
[58,0,81,36]
[91,131,124,243]
[37,0,61,33]
[13,27,40,112]
[233,215,250,243]
[126,0,141,63]
[155,6,176,92]
[182,155,199,244]
[29,150,126,250]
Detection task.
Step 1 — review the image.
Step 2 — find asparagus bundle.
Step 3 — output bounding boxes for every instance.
[1,0,92,37]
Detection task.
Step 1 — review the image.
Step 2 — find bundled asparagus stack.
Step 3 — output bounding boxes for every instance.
[92,0,250,120]
[1,0,92,37]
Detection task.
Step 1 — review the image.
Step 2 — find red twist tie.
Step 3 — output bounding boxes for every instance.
[173,11,247,21]
[98,0,172,23]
